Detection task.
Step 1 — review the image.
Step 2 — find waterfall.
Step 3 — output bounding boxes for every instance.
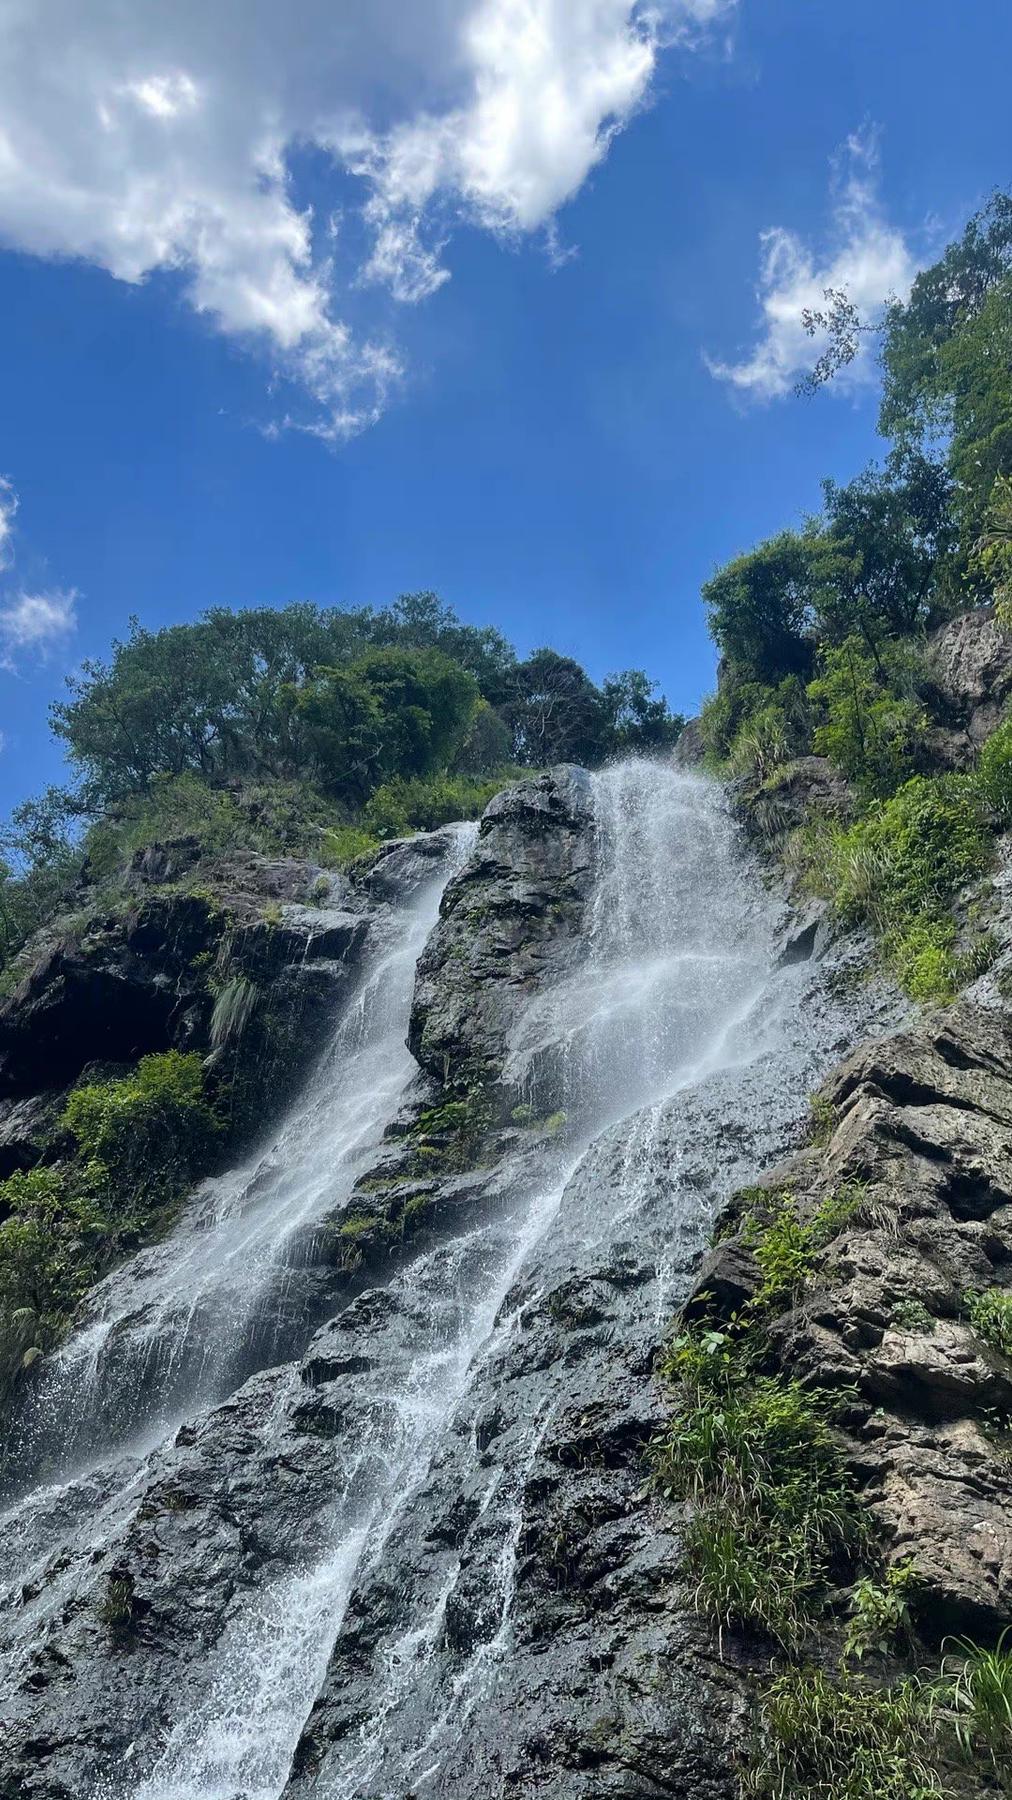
[1,826,474,1511]
[2,763,890,1800]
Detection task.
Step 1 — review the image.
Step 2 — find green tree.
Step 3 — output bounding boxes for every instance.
[299,648,478,800]
[817,455,955,657]
[702,531,823,684]
[807,636,925,795]
[879,189,1012,539]
[370,592,517,704]
[505,649,606,765]
[600,669,684,753]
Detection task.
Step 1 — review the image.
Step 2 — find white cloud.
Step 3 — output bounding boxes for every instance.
[0,0,735,439]
[0,590,78,670]
[707,127,916,401]
[0,478,17,569]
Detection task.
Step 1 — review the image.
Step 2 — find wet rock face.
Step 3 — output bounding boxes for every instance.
[410,767,595,1088]
[0,851,368,1106]
[694,1002,1012,1637]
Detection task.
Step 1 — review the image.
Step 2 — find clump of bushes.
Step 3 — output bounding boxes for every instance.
[653,1320,866,1649]
[802,772,992,1001]
[965,1286,1012,1358]
[363,770,517,838]
[742,1668,942,1800]
[61,1050,220,1212]
[0,1168,106,1393]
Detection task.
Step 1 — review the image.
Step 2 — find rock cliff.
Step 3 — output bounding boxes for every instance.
[0,757,1008,1800]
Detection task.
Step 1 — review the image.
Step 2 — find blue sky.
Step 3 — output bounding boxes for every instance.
[0,0,1010,814]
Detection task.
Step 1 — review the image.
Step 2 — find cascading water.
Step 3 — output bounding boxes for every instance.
[0,762,897,1800]
[0,829,474,1528]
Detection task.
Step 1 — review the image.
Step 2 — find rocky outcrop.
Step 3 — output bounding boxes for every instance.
[410,766,594,1088]
[689,1001,1012,1638]
[0,848,368,1119]
[732,754,854,844]
[923,605,1012,766]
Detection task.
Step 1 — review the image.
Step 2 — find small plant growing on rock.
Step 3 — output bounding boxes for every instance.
[654,1322,866,1649]
[843,1559,919,1662]
[937,1628,1012,1771]
[97,1572,137,1639]
[890,1298,936,1334]
[809,1093,836,1147]
[965,1287,1012,1359]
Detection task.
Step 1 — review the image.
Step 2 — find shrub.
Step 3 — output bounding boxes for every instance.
[84,772,248,881]
[890,1298,936,1334]
[965,1286,1012,1357]
[62,1050,220,1211]
[817,774,991,998]
[743,1187,865,1314]
[826,776,989,930]
[0,1169,106,1388]
[976,715,1012,826]
[742,1668,942,1800]
[318,825,380,870]
[844,1560,919,1662]
[363,770,513,837]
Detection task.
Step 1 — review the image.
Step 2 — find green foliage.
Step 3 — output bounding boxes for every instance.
[61,1051,220,1210]
[975,713,1012,825]
[817,455,955,648]
[363,770,512,837]
[702,530,822,684]
[880,189,1012,544]
[742,1187,863,1314]
[318,824,380,869]
[598,668,684,753]
[809,1094,836,1147]
[84,771,251,881]
[807,636,926,797]
[503,647,607,765]
[297,647,478,802]
[0,1169,105,1387]
[975,475,1012,626]
[700,675,811,777]
[742,1668,943,1800]
[890,1298,936,1334]
[209,975,261,1050]
[0,786,84,968]
[815,774,991,998]
[965,1287,1012,1358]
[654,1323,864,1647]
[939,1628,1012,1769]
[843,1560,919,1663]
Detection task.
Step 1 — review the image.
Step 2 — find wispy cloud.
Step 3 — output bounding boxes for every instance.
[0,590,79,671]
[0,472,79,672]
[0,478,18,569]
[707,126,916,401]
[0,0,737,441]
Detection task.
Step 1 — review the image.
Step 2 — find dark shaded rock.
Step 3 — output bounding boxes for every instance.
[410,768,595,1088]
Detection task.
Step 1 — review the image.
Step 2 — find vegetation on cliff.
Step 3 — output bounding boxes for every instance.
[698,189,1012,1001]
[0,591,680,979]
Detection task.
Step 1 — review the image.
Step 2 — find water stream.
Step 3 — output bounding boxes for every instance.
[2,762,887,1799]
